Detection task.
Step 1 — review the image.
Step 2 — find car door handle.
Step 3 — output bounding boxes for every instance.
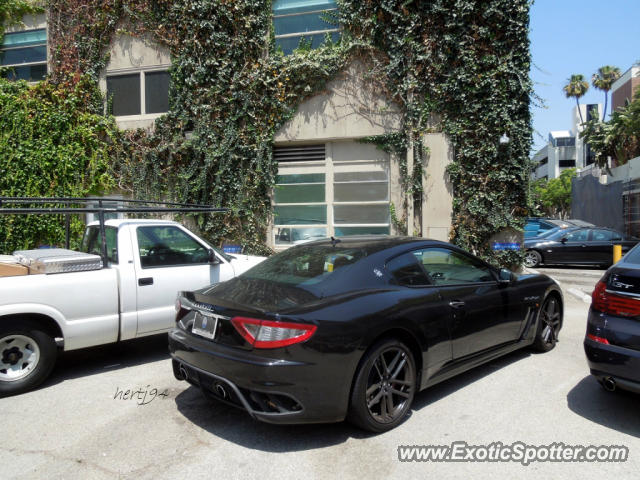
[449,301,466,309]
[138,277,154,286]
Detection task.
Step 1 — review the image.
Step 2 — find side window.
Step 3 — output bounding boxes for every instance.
[417,248,495,285]
[137,226,209,268]
[386,253,430,287]
[564,229,589,242]
[591,229,614,241]
[80,227,118,264]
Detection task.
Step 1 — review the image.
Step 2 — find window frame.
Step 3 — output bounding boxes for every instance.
[135,225,212,270]
[385,246,499,288]
[272,142,391,247]
[0,27,48,82]
[272,1,340,54]
[105,66,170,119]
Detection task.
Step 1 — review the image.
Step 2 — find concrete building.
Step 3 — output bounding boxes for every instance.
[611,65,640,112]
[532,104,600,180]
[2,7,456,250]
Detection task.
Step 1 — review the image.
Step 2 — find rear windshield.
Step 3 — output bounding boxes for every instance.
[623,244,640,264]
[81,226,118,264]
[242,245,368,286]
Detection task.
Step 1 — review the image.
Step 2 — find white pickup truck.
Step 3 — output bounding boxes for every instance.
[0,219,265,396]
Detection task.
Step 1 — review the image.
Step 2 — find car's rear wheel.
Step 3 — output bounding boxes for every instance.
[0,321,57,397]
[524,250,542,268]
[532,295,561,352]
[348,338,416,432]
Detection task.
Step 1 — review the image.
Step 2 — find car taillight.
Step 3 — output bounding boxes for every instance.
[231,317,317,349]
[587,333,610,345]
[592,280,640,317]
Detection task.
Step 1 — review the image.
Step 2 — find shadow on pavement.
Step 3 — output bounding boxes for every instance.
[567,375,640,438]
[174,348,532,452]
[411,349,531,411]
[43,334,170,388]
[174,386,370,452]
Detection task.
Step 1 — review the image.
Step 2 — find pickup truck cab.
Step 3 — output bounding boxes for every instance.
[0,219,265,396]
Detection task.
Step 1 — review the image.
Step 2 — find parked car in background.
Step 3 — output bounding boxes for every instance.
[524,218,594,238]
[585,243,640,394]
[529,226,571,240]
[523,227,639,268]
[170,236,562,432]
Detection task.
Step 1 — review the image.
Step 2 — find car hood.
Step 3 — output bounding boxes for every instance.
[228,254,266,275]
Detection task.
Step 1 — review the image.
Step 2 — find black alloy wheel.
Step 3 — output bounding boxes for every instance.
[348,338,416,432]
[533,295,561,352]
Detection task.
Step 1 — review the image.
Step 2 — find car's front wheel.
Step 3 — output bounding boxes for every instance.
[532,295,561,352]
[0,321,57,397]
[524,250,542,268]
[348,338,416,433]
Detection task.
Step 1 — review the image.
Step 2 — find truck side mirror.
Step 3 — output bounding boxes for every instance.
[208,250,221,264]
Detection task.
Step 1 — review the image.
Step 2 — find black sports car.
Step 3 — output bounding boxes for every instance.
[523,227,638,268]
[169,236,563,432]
[585,243,640,394]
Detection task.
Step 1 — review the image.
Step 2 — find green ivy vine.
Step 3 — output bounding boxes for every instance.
[1,0,533,266]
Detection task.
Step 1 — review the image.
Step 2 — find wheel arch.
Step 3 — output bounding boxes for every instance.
[349,327,424,401]
[0,313,64,344]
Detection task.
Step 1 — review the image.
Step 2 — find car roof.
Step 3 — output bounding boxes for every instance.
[87,219,181,228]
[300,235,449,249]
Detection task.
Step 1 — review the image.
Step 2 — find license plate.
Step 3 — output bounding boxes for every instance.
[192,312,219,340]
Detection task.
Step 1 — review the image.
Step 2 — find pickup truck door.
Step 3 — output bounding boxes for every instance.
[132,224,235,335]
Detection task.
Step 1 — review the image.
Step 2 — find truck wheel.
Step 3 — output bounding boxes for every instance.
[0,322,57,397]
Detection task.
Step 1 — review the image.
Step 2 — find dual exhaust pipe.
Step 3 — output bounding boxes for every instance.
[177,363,228,399]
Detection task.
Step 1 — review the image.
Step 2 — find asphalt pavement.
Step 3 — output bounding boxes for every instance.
[2,270,639,480]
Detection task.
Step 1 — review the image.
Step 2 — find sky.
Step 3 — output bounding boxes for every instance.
[529,0,640,154]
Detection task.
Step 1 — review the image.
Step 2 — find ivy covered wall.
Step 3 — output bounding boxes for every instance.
[1,0,533,265]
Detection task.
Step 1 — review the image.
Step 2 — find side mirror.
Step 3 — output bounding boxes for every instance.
[208,250,221,264]
[560,237,568,244]
[498,268,512,285]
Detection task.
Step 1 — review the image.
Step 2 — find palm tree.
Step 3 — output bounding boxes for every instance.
[592,65,621,121]
[563,74,590,124]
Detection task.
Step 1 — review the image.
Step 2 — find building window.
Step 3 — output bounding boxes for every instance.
[273,0,340,55]
[273,143,390,247]
[553,137,575,147]
[559,159,576,168]
[106,69,170,117]
[538,157,548,166]
[0,28,47,81]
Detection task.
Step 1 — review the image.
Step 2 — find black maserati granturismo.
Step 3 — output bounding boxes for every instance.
[169,236,563,432]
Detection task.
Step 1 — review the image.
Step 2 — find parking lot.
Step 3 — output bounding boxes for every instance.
[3,268,639,480]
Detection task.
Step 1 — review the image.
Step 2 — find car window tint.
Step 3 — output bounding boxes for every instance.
[591,229,614,241]
[137,226,209,268]
[416,248,495,285]
[386,253,430,286]
[564,229,589,242]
